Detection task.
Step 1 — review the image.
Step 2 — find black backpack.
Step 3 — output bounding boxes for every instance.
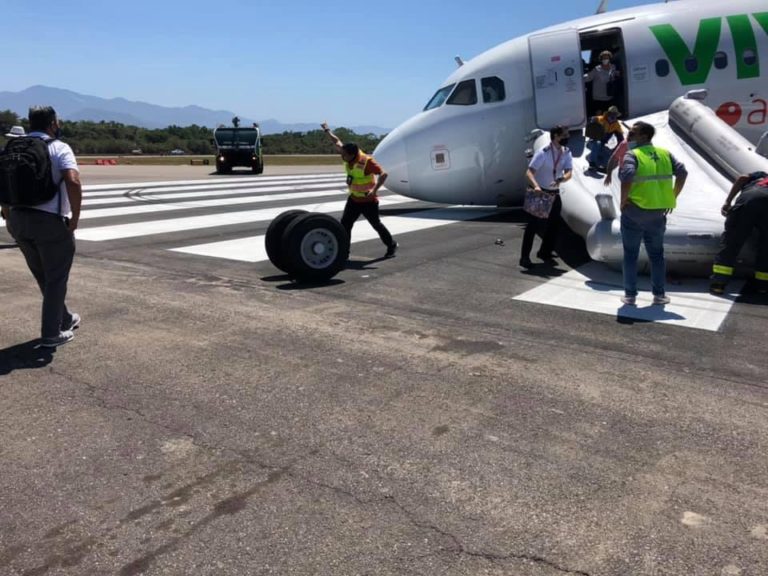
[0,136,60,206]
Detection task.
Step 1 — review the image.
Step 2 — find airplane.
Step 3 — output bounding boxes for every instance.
[373,0,768,273]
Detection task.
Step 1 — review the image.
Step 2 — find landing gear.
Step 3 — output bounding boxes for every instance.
[265,211,350,283]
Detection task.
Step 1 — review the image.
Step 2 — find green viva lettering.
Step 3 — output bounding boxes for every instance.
[650,12,767,85]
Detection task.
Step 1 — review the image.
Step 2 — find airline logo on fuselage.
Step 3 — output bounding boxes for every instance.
[650,13,767,85]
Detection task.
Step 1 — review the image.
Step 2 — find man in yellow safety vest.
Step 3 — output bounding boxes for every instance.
[322,122,397,258]
[618,121,687,306]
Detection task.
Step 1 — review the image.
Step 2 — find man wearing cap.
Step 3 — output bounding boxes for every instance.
[589,105,625,171]
[4,106,82,348]
[584,50,620,115]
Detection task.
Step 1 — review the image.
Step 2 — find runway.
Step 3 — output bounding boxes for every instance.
[2,167,746,331]
[1,166,767,576]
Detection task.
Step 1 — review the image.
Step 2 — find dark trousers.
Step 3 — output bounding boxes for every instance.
[713,200,768,280]
[7,209,76,339]
[521,194,562,260]
[340,197,394,248]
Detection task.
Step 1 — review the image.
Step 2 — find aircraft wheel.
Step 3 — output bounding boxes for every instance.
[282,213,349,283]
[265,210,308,273]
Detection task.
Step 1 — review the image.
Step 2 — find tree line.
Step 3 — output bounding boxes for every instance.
[0,110,385,155]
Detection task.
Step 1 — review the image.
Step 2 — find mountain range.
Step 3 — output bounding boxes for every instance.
[0,86,390,135]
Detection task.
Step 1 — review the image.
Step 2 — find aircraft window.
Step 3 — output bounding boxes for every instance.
[743,49,757,67]
[714,52,728,70]
[447,79,478,106]
[481,77,506,103]
[655,59,670,77]
[424,84,456,111]
[684,56,698,73]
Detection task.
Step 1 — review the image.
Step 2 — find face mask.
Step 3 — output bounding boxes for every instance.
[628,141,639,150]
[602,59,611,66]
[54,126,62,138]
[607,115,617,123]
[559,137,569,147]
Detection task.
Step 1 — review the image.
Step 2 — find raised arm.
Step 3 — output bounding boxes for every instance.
[722,175,750,216]
[321,122,343,152]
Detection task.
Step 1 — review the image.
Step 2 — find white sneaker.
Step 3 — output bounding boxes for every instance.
[62,313,81,331]
[620,295,636,306]
[652,295,671,305]
[39,330,75,348]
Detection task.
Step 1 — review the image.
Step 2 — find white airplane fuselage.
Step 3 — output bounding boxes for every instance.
[374,0,768,206]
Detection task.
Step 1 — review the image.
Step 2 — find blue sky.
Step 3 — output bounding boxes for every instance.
[5,0,653,129]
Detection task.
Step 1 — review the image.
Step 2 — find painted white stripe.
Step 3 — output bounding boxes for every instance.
[82,174,345,198]
[75,195,417,241]
[170,207,497,262]
[84,173,343,192]
[514,261,742,332]
[83,185,347,214]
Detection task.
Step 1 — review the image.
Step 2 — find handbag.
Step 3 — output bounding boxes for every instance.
[523,188,556,219]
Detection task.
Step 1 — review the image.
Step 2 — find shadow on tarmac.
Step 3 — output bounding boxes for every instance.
[0,340,55,376]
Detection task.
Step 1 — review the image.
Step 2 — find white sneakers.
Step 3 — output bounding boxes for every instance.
[39,330,75,348]
[38,313,81,348]
[63,313,81,331]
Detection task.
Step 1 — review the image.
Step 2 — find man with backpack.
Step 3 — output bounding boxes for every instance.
[0,106,82,347]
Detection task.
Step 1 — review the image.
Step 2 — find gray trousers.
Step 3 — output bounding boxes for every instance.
[7,209,76,339]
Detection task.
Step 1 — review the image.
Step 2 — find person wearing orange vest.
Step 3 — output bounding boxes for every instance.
[322,122,397,258]
[619,121,687,306]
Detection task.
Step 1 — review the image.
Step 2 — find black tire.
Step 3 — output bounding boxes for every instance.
[265,210,309,273]
[252,160,264,174]
[216,160,230,174]
[281,213,350,283]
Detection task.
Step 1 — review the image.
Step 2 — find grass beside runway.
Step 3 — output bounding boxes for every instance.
[79,154,340,166]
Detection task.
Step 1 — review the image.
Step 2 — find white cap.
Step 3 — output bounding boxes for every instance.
[4,125,25,138]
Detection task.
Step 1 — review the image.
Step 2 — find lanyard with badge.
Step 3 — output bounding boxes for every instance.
[550,146,563,188]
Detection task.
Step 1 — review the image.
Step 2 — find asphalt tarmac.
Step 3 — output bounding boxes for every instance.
[1,165,767,576]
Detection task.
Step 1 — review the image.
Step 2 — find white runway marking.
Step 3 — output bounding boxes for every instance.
[514,261,742,332]
[75,194,416,241]
[84,181,346,207]
[83,173,343,192]
[170,207,498,262]
[83,187,347,217]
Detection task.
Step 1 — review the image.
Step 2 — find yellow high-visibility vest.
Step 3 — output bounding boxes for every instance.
[629,145,676,209]
[345,152,375,198]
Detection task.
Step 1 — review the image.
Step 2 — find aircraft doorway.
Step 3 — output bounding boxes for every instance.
[580,29,628,118]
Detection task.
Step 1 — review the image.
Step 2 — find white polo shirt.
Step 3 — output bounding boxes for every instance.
[529,144,573,190]
[26,131,79,217]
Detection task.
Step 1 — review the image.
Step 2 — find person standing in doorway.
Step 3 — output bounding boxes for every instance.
[520,125,573,268]
[4,106,82,347]
[618,121,687,306]
[321,122,397,258]
[584,50,620,115]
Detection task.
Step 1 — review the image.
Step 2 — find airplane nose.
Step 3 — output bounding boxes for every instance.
[373,133,409,195]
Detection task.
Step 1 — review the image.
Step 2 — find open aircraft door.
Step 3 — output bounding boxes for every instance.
[529,29,586,129]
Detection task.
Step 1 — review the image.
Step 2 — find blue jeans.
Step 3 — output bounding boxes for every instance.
[621,204,667,297]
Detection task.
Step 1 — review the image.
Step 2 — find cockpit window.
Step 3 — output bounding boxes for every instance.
[447,79,478,106]
[424,84,456,111]
[481,76,505,103]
